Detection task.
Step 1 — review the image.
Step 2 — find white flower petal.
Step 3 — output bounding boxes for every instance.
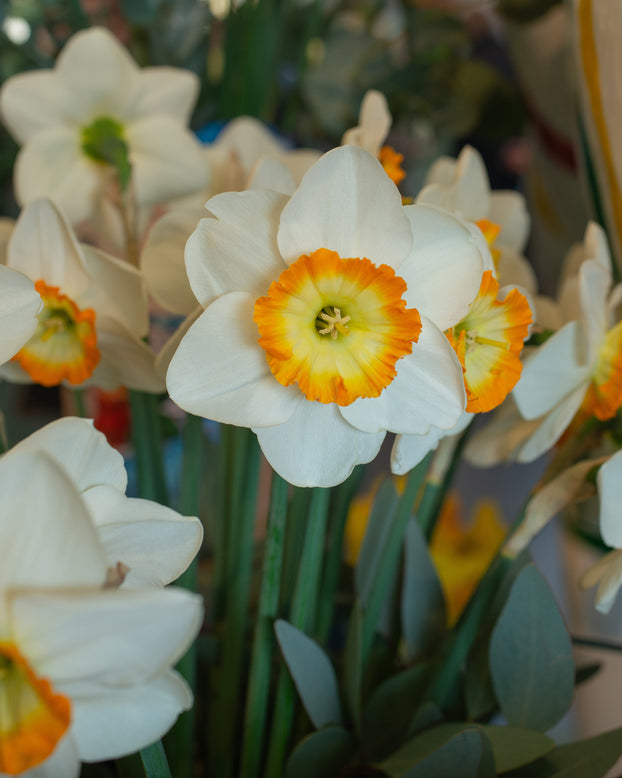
[247,158,297,196]
[0,265,41,363]
[128,68,199,124]
[340,318,466,435]
[342,89,391,155]
[8,199,90,296]
[167,291,299,426]
[127,116,208,205]
[418,146,490,222]
[391,412,472,476]
[13,587,202,686]
[497,247,538,295]
[10,417,127,493]
[399,204,485,330]
[579,258,611,360]
[281,150,322,183]
[489,191,530,253]
[212,117,286,175]
[154,306,202,378]
[277,146,412,269]
[55,27,140,120]
[83,484,202,587]
[513,321,589,420]
[0,451,106,591]
[185,189,287,306]
[70,671,191,762]
[464,398,540,467]
[580,549,622,614]
[597,451,622,547]
[0,71,69,144]
[14,733,80,778]
[254,400,385,487]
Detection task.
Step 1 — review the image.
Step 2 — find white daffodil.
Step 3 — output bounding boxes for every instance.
[0,261,41,365]
[513,222,622,460]
[0,447,202,777]
[8,417,203,588]
[417,145,536,292]
[0,199,162,391]
[167,145,488,487]
[0,27,207,225]
[342,90,406,187]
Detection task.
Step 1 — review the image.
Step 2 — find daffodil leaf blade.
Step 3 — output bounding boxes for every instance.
[489,564,574,731]
[274,619,342,729]
[284,726,356,778]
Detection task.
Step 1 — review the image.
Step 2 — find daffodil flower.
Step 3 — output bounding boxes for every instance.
[513,223,622,456]
[8,417,203,588]
[417,145,535,292]
[0,199,162,391]
[0,27,207,224]
[0,262,41,366]
[167,146,487,486]
[0,447,202,776]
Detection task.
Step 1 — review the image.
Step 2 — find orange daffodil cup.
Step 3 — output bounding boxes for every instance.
[0,199,162,392]
[167,146,490,487]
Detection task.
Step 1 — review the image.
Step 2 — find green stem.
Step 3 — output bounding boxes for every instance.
[129,390,168,505]
[361,455,432,663]
[72,388,88,419]
[265,487,331,778]
[279,486,310,611]
[117,741,172,778]
[572,635,622,652]
[163,414,204,778]
[212,431,261,778]
[316,465,366,644]
[212,423,231,623]
[239,472,290,777]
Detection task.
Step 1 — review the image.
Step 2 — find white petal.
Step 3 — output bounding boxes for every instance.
[281,150,322,184]
[0,71,69,143]
[0,450,106,591]
[167,291,299,426]
[154,306,202,377]
[12,733,80,778]
[464,399,541,467]
[13,587,202,686]
[277,146,412,269]
[56,27,140,120]
[127,116,208,205]
[597,451,622,547]
[504,457,602,558]
[513,321,589,420]
[417,146,490,222]
[211,116,285,176]
[71,671,191,762]
[8,199,90,296]
[533,295,563,331]
[129,68,199,124]
[247,158,297,195]
[0,265,41,363]
[83,484,202,587]
[185,189,287,306]
[10,417,127,493]
[79,245,149,336]
[399,205,485,330]
[254,400,384,487]
[342,90,391,155]
[516,384,587,463]
[497,247,538,295]
[340,318,466,435]
[87,318,164,392]
[489,191,530,253]
[579,258,611,360]
[580,549,622,614]
[391,412,472,475]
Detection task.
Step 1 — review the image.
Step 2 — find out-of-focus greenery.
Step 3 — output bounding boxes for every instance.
[0,0,526,214]
[497,0,563,24]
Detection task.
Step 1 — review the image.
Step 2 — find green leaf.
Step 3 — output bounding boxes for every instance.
[465,633,497,721]
[285,726,357,778]
[344,601,364,732]
[274,620,342,729]
[355,479,399,605]
[479,725,554,773]
[380,724,495,778]
[503,727,622,778]
[361,664,430,762]
[401,517,446,662]
[408,701,443,737]
[489,565,574,731]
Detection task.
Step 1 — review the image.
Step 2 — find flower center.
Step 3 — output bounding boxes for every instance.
[254,248,422,406]
[0,642,71,775]
[12,280,100,387]
[582,320,622,420]
[475,218,502,269]
[446,270,532,413]
[81,116,131,189]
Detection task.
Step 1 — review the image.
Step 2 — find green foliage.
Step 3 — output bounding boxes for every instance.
[497,0,563,24]
[284,727,357,778]
[81,117,131,191]
[489,565,574,731]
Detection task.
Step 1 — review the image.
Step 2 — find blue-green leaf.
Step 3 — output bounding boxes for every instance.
[285,727,356,778]
[355,479,399,605]
[275,620,342,729]
[489,565,574,731]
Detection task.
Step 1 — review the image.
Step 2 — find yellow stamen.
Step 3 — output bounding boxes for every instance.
[12,280,100,387]
[0,642,71,775]
[254,248,422,406]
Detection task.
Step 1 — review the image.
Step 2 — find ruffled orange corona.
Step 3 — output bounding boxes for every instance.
[447,270,532,414]
[379,145,406,186]
[0,642,71,774]
[475,218,502,269]
[254,248,422,406]
[583,320,622,420]
[12,280,100,387]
